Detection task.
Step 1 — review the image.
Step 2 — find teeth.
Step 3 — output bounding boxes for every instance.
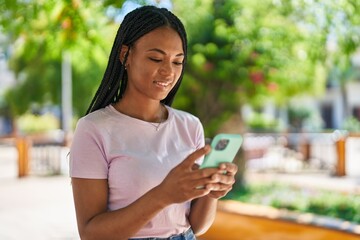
[155,81,170,87]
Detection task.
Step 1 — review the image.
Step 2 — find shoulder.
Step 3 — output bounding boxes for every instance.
[166,106,204,136]
[74,106,116,134]
[167,107,201,125]
[82,106,113,122]
[166,106,205,149]
[79,105,116,125]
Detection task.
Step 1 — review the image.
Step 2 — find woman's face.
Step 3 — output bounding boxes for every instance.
[123,26,184,102]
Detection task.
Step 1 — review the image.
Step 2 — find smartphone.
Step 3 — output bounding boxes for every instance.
[200,133,243,169]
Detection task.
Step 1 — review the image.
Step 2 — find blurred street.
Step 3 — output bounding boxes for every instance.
[1,142,360,240]
[0,145,79,240]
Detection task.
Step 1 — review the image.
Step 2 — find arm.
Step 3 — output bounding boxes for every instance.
[71,146,218,240]
[188,162,238,235]
[188,196,218,235]
[71,178,168,240]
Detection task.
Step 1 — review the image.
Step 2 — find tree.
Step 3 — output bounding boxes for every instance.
[0,0,126,117]
[321,0,360,122]
[172,0,329,136]
[2,0,359,134]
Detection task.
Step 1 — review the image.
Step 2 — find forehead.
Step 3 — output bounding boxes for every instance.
[133,26,184,54]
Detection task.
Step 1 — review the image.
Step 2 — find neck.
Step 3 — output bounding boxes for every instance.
[113,99,165,123]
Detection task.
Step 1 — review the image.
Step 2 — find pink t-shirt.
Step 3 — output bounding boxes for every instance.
[69,105,205,238]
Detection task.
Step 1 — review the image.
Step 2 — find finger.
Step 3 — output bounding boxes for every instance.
[205,183,221,191]
[207,183,233,192]
[205,182,232,192]
[192,167,220,181]
[182,145,211,169]
[192,174,219,189]
[218,162,238,174]
[210,173,236,185]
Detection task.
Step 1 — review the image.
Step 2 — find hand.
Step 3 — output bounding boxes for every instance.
[157,146,221,204]
[205,162,238,199]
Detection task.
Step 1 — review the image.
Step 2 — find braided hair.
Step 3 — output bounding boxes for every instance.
[86,5,188,115]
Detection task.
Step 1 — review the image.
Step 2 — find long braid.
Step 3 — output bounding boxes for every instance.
[86,5,188,115]
[85,29,122,114]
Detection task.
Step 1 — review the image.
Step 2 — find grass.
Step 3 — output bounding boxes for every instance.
[225,183,360,224]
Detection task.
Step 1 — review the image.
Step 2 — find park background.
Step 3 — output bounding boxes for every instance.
[0,0,360,239]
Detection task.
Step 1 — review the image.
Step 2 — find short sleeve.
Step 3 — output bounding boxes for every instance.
[69,117,109,179]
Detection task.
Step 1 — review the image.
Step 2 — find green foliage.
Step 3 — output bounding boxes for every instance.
[173,0,330,135]
[288,106,312,131]
[343,117,360,133]
[245,113,279,132]
[17,113,59,134]
[1,0,360,136]
[226,183,360,224]
[1,0,119,117]
[100,0,127,8]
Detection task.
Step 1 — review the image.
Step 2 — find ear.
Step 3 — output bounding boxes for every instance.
[119,45,129,64]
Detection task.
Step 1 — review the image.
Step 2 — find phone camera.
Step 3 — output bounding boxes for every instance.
[215,139,229,150]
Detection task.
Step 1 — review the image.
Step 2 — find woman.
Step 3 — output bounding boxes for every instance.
[69,5,237,240]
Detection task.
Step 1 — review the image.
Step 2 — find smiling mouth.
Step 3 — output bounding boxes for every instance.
[154,81,172,88]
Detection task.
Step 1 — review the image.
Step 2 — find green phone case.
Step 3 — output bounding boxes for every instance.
[200,133,243,169]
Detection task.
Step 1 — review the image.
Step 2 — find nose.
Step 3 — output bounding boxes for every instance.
[159,61,173,76]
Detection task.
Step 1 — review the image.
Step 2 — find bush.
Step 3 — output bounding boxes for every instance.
[226,183,360,224]
[343,117,360,133]
[245,113,279,132]
[17,113,60,134]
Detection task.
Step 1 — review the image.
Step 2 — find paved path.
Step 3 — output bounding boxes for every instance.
[0,175,79,240]
[0,145,79,240]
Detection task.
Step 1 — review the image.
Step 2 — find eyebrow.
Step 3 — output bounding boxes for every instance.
[147,48,184,57]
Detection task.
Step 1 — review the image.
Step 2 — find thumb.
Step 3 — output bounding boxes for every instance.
[182,145,211,169]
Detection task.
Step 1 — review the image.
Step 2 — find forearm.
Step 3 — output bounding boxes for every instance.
[78,186,168,240]
[188,196,218,235]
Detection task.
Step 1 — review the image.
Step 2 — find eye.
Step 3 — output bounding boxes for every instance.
[149,57,161,63]
[173,61,183,66]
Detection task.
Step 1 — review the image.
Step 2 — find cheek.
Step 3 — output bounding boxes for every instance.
[175,68,183,80]
[138,66,151,77]
[176,65,182,72]
[131,62,156,80]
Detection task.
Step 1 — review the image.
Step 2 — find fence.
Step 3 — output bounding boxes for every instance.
[2,130,68,177]
[2,131,359,178]
[242,132,351,176]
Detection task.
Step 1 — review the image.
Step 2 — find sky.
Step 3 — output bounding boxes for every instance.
[107,0,173,23]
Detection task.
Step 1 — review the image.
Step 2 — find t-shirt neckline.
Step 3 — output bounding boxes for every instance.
[107,104,171,128]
